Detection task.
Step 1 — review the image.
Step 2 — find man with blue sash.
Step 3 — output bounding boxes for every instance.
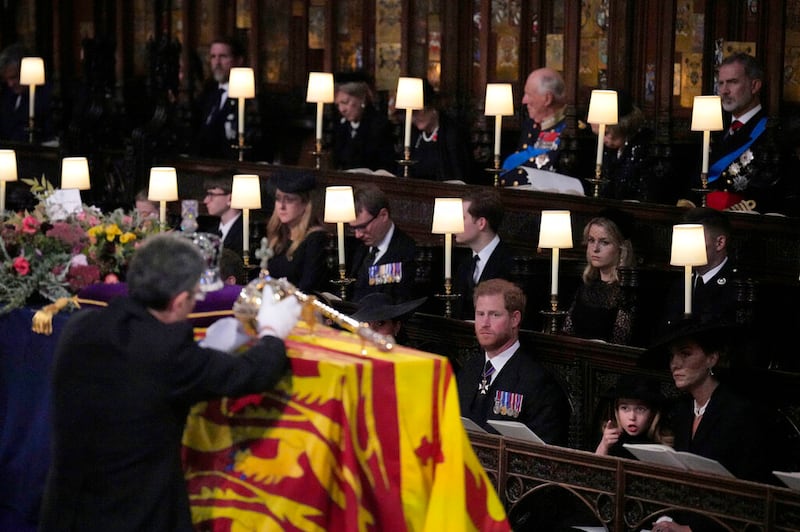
[500,68,577,187]
[706,53,790,214]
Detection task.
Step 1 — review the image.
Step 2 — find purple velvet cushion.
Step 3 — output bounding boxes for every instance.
[77,283,243,328]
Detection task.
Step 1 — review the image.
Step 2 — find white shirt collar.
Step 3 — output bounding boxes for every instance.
[732,104,761,124]
[699,255,728,284]
[218,212,240,241]
[372,222,395,262]
[474,235,501,281]
[485,340,520,385]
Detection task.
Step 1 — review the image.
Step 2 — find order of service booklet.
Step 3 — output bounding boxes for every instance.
[773,471,800,490]
[487,420,546,445]
[622,444,734,478]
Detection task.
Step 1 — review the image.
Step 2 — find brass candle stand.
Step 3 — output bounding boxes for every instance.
[690,171,711,207]
[397,147,417,177]
[331,264,356,300]
[485,154,504,187]
[434,278,460,318]
[585,163,607,198]
[27,117,36,144]
[311,138,325,170]
[233,134,250,162]
[540,294,568,335]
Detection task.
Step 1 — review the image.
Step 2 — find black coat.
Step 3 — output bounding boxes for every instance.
[661,259,741,329]
[332,106,397,172]
[348,227,417,303]
[38,298,289,531]
[192,82,240,160]
[456,346,571,446]
[452,240,515,320]
[267,229,332,293]
[668,383,771,483]
[408,113,473,182]
[223,214,244,258]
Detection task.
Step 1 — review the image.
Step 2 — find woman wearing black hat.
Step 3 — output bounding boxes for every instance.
[265,171,331,293]
[649,319,772,483]
[595,374,672,459]
[561,210,636,345]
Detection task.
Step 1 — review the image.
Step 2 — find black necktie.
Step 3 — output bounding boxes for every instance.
[368,246,378,265]
[694,274,705,293]
[471,255,481,286]
[207,88,226,124]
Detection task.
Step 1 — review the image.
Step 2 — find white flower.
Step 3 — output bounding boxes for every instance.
[70,254,89,267]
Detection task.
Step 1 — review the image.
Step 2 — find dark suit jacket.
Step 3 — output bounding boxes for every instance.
[456,346,571,446]
[453,240,515,320]
[661,259,740,328]
[348,227,417,302]
[223,214,244,258]
[38,298,288,532]
[408,112,473,182]
[267,229,332,293]
[192,82,239,159]
[332,106,398,172]
[668,383,771,483]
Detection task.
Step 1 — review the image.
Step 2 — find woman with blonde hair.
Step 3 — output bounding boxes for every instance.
[562,208,636,344]
[265,171,331,293]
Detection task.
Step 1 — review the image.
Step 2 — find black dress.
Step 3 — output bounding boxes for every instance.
[562,279,633,345]
[266,229,331,294]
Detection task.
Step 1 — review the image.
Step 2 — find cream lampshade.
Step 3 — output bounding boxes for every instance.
[20,57,45,86]
[229,67,255,138]
[306,72,335,141]
[231,174,261,257]
[324,186,356,266]
[395,77,425,149]
[587,90,619,168]
[0,149,19,213]
[148,167,179,227]
[691,96,724,176]
[485,83,515,158]
[670,223,708,316]
[60,157,91,190]
[431,198,464,281]
[538,210,573,297]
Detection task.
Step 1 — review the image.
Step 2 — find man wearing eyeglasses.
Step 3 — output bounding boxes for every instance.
[347,184,417,302]
[201,172,244,258]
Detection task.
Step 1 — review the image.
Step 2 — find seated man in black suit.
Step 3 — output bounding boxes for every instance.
[347,183,417,302]
[453,188,514,320]
[200,172,244,258]
[457,279,571,445]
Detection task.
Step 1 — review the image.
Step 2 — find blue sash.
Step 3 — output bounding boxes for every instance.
[501,122,567,171]
[707,117,767,183]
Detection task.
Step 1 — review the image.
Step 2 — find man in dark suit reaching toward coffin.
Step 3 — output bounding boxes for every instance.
[453,188,514,320]
[457,279,571,445]
[347,183,417,302]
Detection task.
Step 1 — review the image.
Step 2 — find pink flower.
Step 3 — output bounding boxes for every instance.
[21,216,40,234]
[13,256,30,276]
[104,273,120,284]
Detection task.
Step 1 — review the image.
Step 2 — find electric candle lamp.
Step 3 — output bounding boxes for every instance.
[670,224,708,316]
[431,198,464,280]
[587,90,618,166]
[306,72,335,141]
[229,67,255,135]
[538,210,573,297]
[324,186,356,266]
[395,77,425,150]
[148,167,179,228]
[0,150,19,213]
[19,57,45,142]
[691,95,724,175]
[484,83,515,158]
[231,174,262,260]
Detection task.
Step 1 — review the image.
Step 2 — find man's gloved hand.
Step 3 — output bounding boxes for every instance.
[200,317,252,353]
[257,282,302,339]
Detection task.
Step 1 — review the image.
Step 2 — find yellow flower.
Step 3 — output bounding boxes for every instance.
[105,224,122,241]
[119,232,137,244]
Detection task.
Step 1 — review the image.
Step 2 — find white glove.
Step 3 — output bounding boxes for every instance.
[257,282,302,339]
[200,317,252,353]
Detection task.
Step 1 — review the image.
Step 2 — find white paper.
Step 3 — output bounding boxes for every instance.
[773,471,800,490]
[509,168,586,196]
[487,420,546,444]
[45,189,83,220]
[623,444,733,477]
[461,416,487,433]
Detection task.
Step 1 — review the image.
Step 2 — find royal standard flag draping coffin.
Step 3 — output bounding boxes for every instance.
[182,320,510,531]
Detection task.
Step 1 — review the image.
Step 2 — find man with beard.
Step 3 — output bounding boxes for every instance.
[456,279,570,445]
[192,37,246,159]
